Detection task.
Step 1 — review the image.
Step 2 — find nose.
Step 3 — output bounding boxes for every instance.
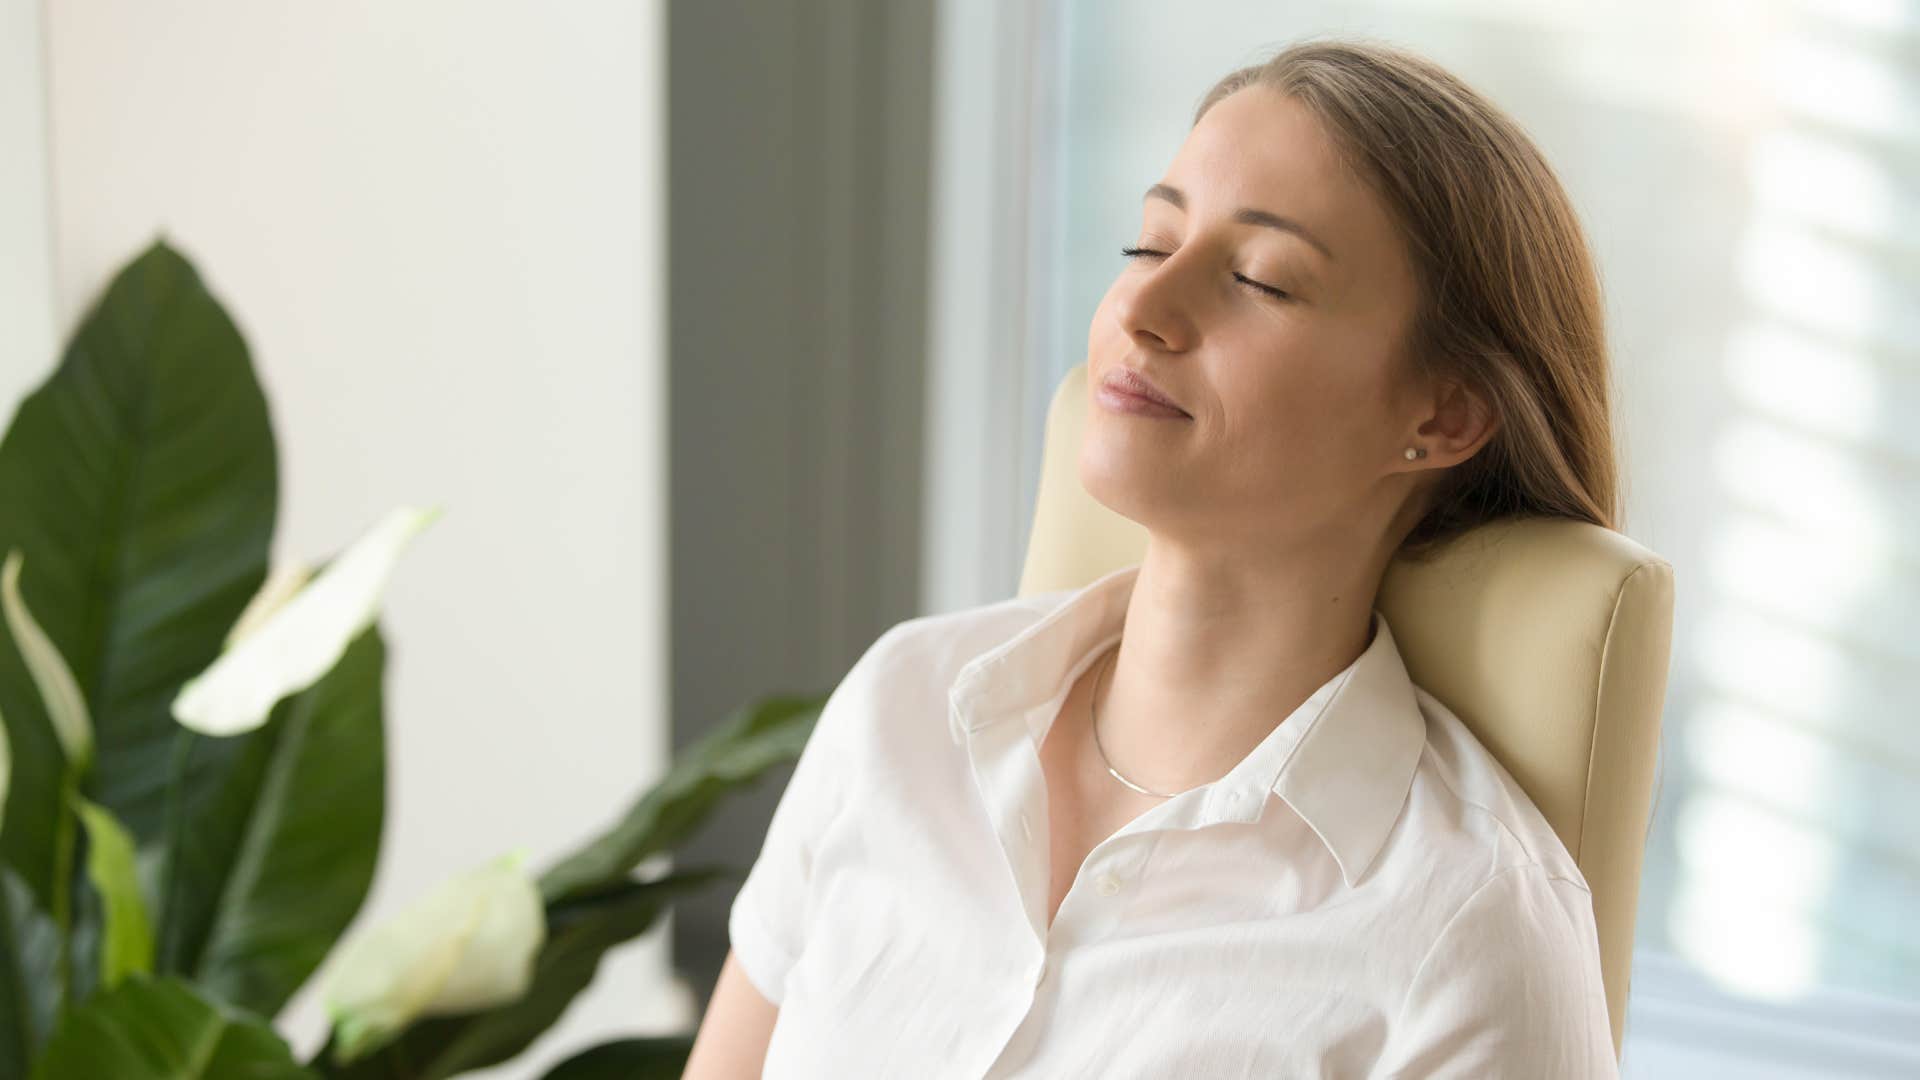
[1111,255,1199,352]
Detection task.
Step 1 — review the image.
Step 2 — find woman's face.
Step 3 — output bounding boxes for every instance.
[1081,85,1444,551]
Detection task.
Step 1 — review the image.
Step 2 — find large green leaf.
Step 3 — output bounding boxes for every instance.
[27,973,312,1080]
[156,625,387,1020]
[315,868,734,1080]
[537,693,825,903]
[537,1035,695,1080]
[0,238,278,911]
[0,867,61,1074]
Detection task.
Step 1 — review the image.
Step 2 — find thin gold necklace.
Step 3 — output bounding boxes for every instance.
[1088,641,1185,799]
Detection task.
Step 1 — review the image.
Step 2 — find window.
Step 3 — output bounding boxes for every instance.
[927,0,1920,1074]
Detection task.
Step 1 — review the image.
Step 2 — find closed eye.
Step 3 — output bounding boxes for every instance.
[1120,246,1291,301]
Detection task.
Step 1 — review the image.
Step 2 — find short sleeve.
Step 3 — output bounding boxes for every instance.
[726,622,900,1006]
[1370,865,1619,1079]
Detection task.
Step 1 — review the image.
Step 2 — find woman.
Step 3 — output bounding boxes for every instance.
[688,36,1622,1079]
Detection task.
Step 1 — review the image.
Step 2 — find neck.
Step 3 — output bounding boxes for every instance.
[1089,539,1384,793]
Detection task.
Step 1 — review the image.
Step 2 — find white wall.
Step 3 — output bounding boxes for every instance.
[0,0,53,398]
[42,2,683,1075]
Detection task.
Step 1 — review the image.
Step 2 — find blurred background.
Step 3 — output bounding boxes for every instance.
[1,0,1914,1077]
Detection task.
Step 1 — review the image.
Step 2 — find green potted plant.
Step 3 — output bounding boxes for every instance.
[0,238,822,1079]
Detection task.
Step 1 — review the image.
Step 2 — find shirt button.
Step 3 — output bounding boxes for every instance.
[1034,956,1049,986]
[1095,873,1122,896]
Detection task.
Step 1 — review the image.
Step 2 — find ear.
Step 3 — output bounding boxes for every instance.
[1415,376,1498,467]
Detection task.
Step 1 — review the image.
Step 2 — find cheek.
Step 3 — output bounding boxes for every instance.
[1213,348,1339,440]
[1212,353,1385,486]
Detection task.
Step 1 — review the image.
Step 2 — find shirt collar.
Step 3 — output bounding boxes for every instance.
[947,562,1426,889]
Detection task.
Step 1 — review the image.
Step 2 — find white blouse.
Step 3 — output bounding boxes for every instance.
[727,562,1619,1078]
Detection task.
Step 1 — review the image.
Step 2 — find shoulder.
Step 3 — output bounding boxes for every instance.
[1377,856,1616,1077]
[816,588,1069,758]
[1400,684,1591,893]
[1380,695,1616,1072]
[848,587,1069,697]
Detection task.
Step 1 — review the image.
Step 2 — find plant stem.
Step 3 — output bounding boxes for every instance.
[51,768,76,1015]
[155,728,196,971]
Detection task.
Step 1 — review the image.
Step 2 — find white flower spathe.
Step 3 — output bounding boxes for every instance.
[171,505,439,736]
[2,549,94,770]
[223,558,315,651]
[321,849,547,1064]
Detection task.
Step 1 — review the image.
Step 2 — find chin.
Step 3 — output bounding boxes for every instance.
[1077,433,1173,527]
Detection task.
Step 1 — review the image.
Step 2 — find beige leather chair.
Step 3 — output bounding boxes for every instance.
[1016,363,1676,1061]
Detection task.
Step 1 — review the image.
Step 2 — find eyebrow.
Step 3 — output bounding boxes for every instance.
[1143,183,1336,263]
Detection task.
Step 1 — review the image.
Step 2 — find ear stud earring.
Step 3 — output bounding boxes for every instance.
[1404,447,1427,460]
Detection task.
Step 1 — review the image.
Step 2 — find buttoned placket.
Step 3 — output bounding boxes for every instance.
[972,725,1243,1080]
[966,698,1276,898]
[953,640,1289,1079]
[962,697,1228,947]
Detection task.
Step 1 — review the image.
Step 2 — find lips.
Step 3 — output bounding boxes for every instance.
[1103,367,1189,416]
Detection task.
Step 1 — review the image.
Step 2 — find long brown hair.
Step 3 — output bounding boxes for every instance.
[1194,36,1622,560]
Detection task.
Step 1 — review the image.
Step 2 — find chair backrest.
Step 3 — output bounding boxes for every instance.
[1017,363,1676,1059]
